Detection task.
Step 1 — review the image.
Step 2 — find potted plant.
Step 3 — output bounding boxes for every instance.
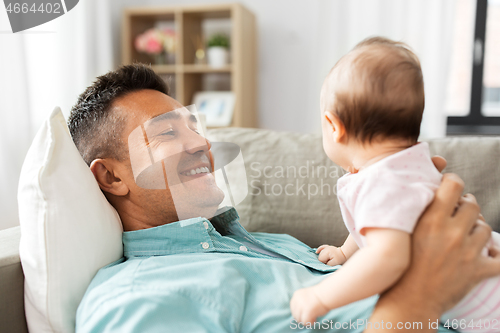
[207,34,230,68]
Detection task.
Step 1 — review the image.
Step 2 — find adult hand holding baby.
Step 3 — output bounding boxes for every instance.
[366,172,500,333]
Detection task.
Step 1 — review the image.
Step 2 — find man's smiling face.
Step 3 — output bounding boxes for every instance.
[115,89,224,223]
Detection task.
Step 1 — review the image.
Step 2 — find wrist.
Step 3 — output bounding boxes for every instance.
[310,284,333,312]
[338,246,348,263]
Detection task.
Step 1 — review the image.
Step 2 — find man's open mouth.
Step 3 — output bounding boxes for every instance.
[179,164,211,177]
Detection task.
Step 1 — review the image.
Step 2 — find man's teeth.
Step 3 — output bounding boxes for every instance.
[182,167,210,176]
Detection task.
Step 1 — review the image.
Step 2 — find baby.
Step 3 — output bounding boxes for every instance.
[290,37,500,332]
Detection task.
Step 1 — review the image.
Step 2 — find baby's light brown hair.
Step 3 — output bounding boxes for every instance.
[323,36,424,143]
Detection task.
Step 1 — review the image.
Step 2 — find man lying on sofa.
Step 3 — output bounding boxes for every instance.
[69,64,500,333]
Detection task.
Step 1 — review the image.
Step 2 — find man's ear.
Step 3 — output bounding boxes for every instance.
[324,111,346,143]
[90,159,129,196]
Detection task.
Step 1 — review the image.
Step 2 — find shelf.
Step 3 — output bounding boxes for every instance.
[182,4,233,17]
[151,64,232,74]
[182,64,232,73]
[151,65,177,73]
[123,3,257,128]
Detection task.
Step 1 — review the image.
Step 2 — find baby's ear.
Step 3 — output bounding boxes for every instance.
[325,111,346,143]
[324,111,334,127]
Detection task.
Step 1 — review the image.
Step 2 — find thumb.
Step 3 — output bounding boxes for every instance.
[481,246,500,280]
[316,245,329,254]
[489,246,500,259]
[431,155,447,173]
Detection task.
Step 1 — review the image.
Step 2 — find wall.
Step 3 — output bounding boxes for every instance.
[110,0,323,134]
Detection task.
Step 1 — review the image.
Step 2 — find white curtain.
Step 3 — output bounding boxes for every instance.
[307,0,456,139]
[0,0,114,230]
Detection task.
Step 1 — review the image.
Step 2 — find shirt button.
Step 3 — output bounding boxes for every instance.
[201,242,210,249]
[297,260,305,264]
[239,246,248,251]
[203,222,209,229]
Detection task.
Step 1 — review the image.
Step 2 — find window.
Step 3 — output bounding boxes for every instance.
[446,0,500,134]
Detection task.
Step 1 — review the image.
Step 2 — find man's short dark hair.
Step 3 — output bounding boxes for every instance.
[68,64,169,165]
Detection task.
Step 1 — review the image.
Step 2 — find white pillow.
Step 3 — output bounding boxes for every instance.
[18,107,123,333]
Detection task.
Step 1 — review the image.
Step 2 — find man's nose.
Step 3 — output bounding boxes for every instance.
[183,129,209,154]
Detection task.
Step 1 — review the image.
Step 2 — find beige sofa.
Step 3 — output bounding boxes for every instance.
[1,128,500,332]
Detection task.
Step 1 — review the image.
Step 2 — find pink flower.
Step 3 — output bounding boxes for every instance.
[135,34,147,52]
[146,38,162,54]
[135,28,170,55]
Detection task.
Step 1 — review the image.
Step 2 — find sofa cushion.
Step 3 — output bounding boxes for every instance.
[18,108,123,333]
[0,227,28,333]
[428,137,500,231]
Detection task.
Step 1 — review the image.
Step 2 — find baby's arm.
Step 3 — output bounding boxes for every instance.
[316,234,359,266]
[291,228,411,324]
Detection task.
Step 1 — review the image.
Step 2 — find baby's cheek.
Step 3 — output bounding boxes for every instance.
[322,135,331,154]
[322,137,337,161]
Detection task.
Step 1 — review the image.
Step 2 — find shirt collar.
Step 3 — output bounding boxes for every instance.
[122,207,240,258]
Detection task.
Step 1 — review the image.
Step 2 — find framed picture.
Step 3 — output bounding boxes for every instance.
[192,91,235,127]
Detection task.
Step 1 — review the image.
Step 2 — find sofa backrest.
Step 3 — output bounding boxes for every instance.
[208,128,500,247]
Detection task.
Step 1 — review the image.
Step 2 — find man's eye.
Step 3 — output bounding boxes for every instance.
[160,130,175,136]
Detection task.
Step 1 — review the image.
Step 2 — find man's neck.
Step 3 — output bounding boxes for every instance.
[110,196,220,231]
[106,194,178,231]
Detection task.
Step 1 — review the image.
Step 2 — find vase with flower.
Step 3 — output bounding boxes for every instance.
[135,28,176,65]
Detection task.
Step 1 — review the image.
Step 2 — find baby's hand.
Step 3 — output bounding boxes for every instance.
[316,245,347,266]
[290,287,330,324]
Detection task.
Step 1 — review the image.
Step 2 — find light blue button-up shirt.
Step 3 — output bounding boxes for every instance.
[76,208,451,332]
